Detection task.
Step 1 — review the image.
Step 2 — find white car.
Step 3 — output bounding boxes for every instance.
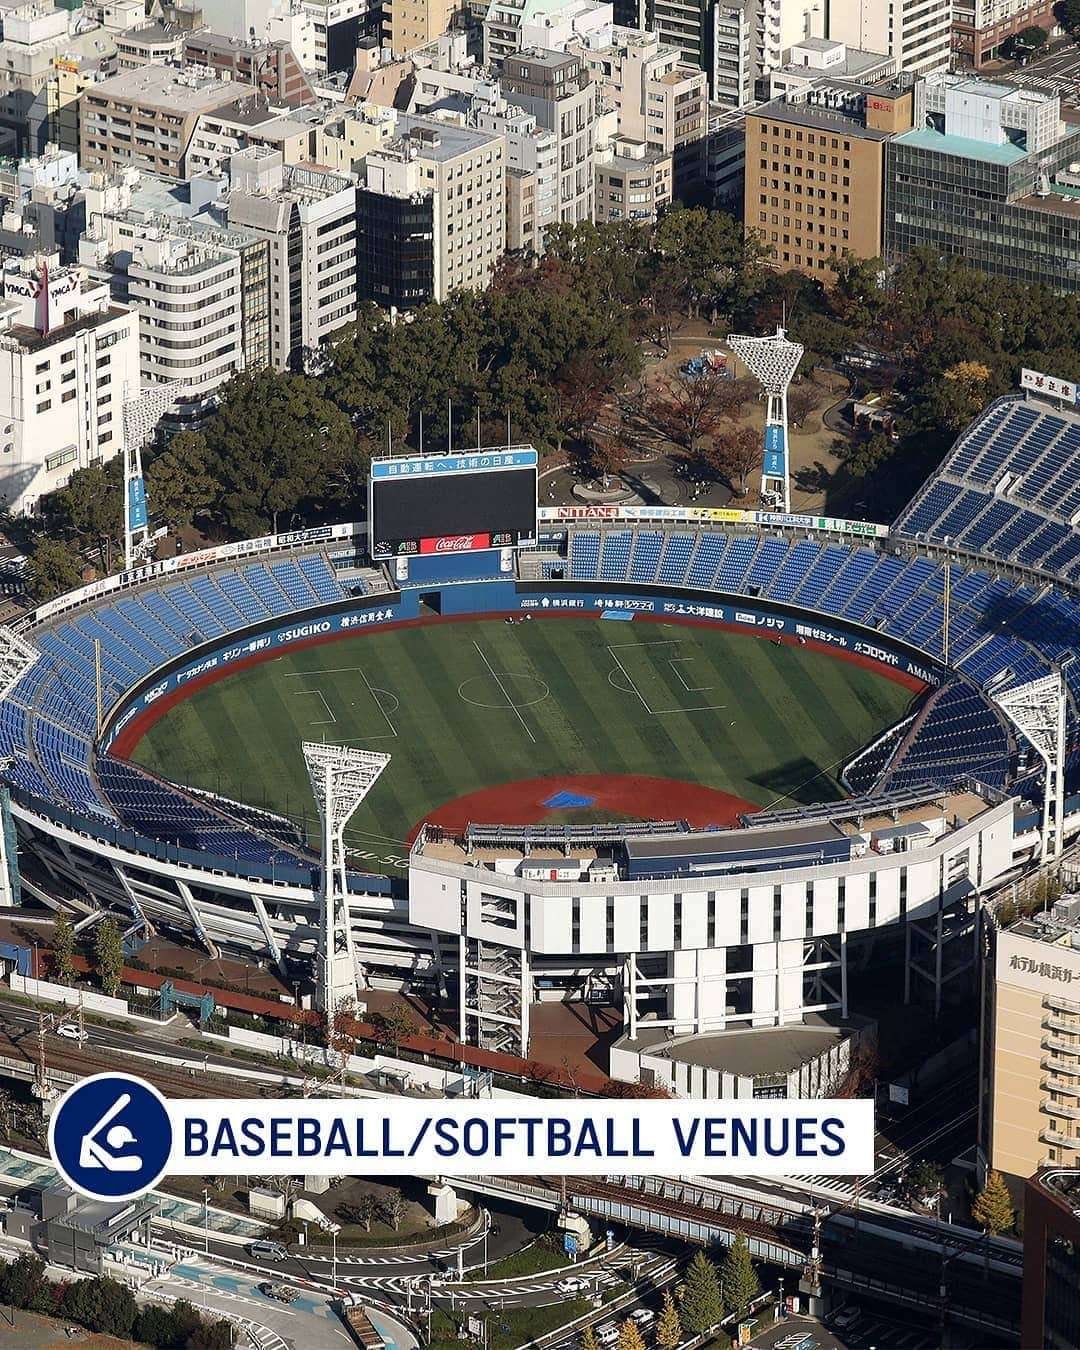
[557,1277,589,1294]
[594,1326,620,1347]
[54,1024,85,1042]
[630,1307,655,1325]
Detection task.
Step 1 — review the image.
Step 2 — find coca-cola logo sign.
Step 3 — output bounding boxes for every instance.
[420,533,491,554]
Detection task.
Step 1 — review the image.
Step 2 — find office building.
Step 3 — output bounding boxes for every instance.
[576,29,706,198]
[385,0,456,55]
[0,252,139,515]
[953,0,1056,68]
[187,98,327,177]
[79,66,246,179]
[827,0,951,78]
[314,101,397,174]
[78,171,271,425]
[113,20,186,69]
[359,114,505,304]
[594,134,671,222]
[885,73,1080,293]
[767,37,895,101]
[0,2,118,156]
[979,905,1080,1184]
[182,33,319,105]
[227,147,358,371]
[745,78,912,279]
[471,94,557,251]
[1022,1169,1080,1350]
[501,50,600,223]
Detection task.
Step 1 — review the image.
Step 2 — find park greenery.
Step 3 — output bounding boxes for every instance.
[0,1253,232,1346]
[22,205,1080,598]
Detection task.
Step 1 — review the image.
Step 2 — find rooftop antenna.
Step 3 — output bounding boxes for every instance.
[419,407,423,457]
[506,409,511,451]
[477,407,481,449]
[386,417,391,456]
[448,397,453,455]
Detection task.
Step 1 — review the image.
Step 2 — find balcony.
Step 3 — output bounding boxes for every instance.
[1042,1099,1080,1120]
[1042,1034,1080,1056]
[1040,1125,1080,1148]
[1046,992,1080,1015]
[1043,1075,1080,1097]
[1043,1055,1080,1075]
[1046,1015,1080,1034]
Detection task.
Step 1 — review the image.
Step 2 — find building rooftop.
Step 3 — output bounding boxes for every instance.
[619,1012,861,1077]
[87,65,244,113]
[893,125,1029,164]
[751,94,894,142]
[394,113,501,161]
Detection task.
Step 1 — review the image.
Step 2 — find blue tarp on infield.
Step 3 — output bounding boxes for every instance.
[542,791,597,809]
[601,609,635,620]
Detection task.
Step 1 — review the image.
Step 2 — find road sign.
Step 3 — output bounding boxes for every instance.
[467,1315,484,1337]
[564,1233,578,1256]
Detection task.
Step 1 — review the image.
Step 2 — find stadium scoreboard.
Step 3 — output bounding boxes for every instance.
[368,448,538,561]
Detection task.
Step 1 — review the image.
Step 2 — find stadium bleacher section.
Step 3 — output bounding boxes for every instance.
[1,387,1078,874]
[896,394,1080,582]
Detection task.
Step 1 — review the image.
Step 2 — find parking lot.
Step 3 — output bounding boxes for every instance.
[752,1309,944,1350]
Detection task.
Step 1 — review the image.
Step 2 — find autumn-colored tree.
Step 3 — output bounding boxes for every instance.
[787,382,822,427]
[617,1318,646,1350]
[710,422,762,495]
[646,371,733,458]
[656,1289,682,1348]
[971,1170,1015,1235]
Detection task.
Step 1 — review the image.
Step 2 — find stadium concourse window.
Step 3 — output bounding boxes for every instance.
[418,591,442,615]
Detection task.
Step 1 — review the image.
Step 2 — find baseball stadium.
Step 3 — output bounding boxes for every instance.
[0,379,1077,1074]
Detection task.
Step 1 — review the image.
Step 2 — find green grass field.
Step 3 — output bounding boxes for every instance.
[130,619,915,869]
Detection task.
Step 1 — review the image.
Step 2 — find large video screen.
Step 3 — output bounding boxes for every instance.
[368,450,538,561]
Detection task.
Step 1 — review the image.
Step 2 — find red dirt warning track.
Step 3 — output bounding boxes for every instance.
[410,774,756,842]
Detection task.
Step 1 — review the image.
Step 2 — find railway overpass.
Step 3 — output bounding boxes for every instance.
[447,1173,1022,1338]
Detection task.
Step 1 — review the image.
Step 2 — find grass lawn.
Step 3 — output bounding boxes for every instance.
[130,618,915,868]
[466,1241,568,1281]
[433,1297,594,1348]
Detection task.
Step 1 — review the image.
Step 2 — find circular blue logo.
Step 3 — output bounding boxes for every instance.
[48,1073,172,1202]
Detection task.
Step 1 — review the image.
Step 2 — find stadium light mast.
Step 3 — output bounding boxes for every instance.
[121,380,188,571]
[726,325,804,513]
[303,742,391,1015]
[995,668,1070,862]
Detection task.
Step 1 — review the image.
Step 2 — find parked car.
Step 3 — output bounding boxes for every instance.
[829,1306,862,1331]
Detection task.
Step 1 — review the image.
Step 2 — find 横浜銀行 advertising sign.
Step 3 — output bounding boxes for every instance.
[49,1075,874,1201]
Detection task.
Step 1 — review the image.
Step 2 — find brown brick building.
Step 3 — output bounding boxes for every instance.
[183,33,317,106]
[743,80,913,281]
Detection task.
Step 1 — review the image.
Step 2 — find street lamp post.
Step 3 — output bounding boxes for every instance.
[332,1227,338,1288]
[483,1208,489,1276]
[202,1188,210,1255]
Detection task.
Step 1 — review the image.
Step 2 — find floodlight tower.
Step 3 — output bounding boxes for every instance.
[726,325,804,513]
[121,379,188,571]
[995,668,1070,862]
[303,742,391,1014]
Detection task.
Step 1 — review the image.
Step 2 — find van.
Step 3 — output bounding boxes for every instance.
[247,1241,288,1261]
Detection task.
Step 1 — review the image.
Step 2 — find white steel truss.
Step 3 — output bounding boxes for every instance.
[0,628,37,705]
[726,325,804,513]
[996,669,1069,861]
[303,742,391,1013]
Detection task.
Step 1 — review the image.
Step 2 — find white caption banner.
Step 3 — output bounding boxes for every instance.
[167,1099,874,1177]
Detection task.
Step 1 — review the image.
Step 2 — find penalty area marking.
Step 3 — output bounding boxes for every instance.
[284,665,399,741]
[669,656,715,694]
[607,641,726,715]
[289,688,336,725]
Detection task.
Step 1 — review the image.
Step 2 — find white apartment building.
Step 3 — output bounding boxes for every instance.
[828,0,951,77]
[0,252,138,514]
[471,95,558,251]
[500,49,598,225]
[227,147,358,371]
[575,28,707,195]
[484,0,611,69]
[78,172,271,427]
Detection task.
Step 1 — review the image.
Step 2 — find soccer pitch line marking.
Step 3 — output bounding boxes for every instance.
[359,667,399,738]
[669,657,715,694]
[289,688,336,725]
[284,665,399,741]
[607,642,726,715]
[471,640,538,743]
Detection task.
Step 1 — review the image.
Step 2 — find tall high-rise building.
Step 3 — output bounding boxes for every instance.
[827,0,951,77]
